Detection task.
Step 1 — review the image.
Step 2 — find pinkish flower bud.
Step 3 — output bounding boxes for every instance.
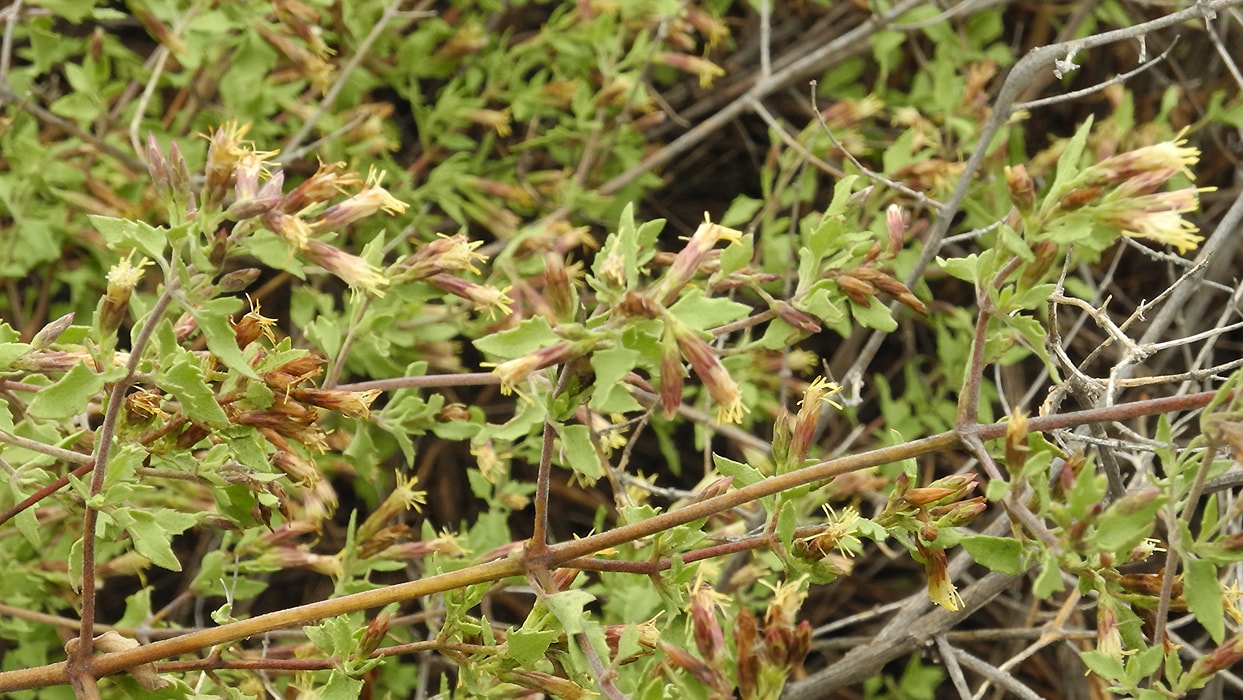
[145,133,171,200]
[885,204,907,256]
[1005,164,1035,211]
[218,268,262,294]
[735,608,760,697]
[354,611,390,660]
[669,318,747,424]
[1096,596,1125,660]
[658,641,720,688]
[774,301,821,334]
[689,583,727,664]
[543,252,577,320]
[1188,633,1243,687]
[690,476,733,504]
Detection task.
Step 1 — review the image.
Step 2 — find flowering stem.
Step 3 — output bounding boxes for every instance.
[68,277,178,691]
[3,389,1228,692]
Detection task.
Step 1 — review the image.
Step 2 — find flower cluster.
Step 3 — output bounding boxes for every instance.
[1035,132,1210,254]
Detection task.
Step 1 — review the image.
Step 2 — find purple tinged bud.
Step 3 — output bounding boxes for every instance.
[31,312,75,349]
[218,268,262,294]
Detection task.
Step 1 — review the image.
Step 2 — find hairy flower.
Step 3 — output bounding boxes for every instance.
[787,377,843,465]
[393,233,487,280]
[1097,187,1205,254]
[652,214,742,305]
[280,160,359,214]
[669,318,747,424]
[99,256,151,335]
[291,387,381,419]
[311,167,409,232]
[426,273,512,317]
[918,541,962,611]
[488,339,598,395]
[357,474,427,544]
[302,239,388,296]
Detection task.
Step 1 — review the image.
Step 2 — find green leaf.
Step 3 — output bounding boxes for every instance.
[1048,115,1095,198]
[589,346,642,412]
[544,589,595,635]
[0,342,32,370]
[938,254,981,284]
[27,361,105,420]
[961,535,1024,574]
[556,424,603,482]
[667,290,751,331]
[1080,650,1126,682]
[713,454,762,489]
[776,499,798,551]
[320,671,364,699]
[1184,555,1225,643]
[799,282,848,327]
[1087,489,1164,555]
[717,233,754,278]
[159,355,228,428]
[851,299,898,332]
[119,508,197,571]
[186,297,260,379]
[1033,551,1063,598]
[87,215,168,260]
[720,196,763,227]
[506,627,558,666]
[473,316,558,359]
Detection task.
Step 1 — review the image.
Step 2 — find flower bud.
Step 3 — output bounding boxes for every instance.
[885,204,907,257]
[835,273,876,306]
[689,583,727,664]
[774,300,821,334]
[1005,164,1035,211]
[659,326,685,417]
[355,611,390,660]
[669,318,747,424]
[32,312,74,349]
[218,268,262,294]
[1188,633,1243,687]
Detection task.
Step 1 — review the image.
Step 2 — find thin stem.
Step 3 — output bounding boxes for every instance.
[0,389,1227,692]
[68,279,178,688]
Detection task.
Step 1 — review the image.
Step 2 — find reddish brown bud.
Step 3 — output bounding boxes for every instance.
[1059,186,1105,210]
[835,273,877,306]
[1005,164,1035,211]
